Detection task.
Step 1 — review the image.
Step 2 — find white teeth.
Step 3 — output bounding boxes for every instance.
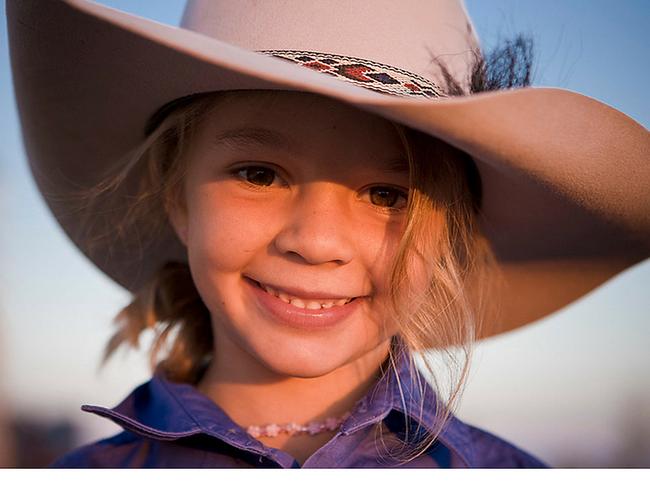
[258,282,353,309]
[289,297,306,308]
[305,301,323,310]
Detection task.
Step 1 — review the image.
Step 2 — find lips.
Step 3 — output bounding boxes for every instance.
[244,276,363,330]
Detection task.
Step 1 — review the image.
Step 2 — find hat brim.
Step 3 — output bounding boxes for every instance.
[7,0,650,338]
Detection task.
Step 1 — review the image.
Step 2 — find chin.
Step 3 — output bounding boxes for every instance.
[251,340,357,379]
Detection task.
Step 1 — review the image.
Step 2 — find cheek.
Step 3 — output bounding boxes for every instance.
[362,218,406,286]
[183,186,279,313]
[353,218,406,336]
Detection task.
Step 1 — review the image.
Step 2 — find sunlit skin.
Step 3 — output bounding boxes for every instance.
[167,91,413,463]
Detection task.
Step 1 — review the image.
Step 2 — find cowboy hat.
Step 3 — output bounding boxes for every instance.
[7,0,650,339]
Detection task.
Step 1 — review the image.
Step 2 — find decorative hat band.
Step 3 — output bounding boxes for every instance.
[258,50,447,99]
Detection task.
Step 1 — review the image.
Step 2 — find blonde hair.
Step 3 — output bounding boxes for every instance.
[374,121,497,464]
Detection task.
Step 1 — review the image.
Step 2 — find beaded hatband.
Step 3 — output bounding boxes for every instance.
[246,411,352,438]
[258,50,446,99]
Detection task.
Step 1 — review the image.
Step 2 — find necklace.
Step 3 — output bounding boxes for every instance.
[246,411,352,438]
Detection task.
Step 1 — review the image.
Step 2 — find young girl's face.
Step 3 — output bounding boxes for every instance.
[169,91,412,378]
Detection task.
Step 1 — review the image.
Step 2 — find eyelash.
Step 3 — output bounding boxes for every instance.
[229,164,408,213]
[230,164,287,190]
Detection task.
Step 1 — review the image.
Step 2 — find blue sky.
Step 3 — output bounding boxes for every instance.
[1,1,648,467]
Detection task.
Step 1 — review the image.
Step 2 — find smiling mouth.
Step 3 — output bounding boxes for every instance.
[248,278,359,310]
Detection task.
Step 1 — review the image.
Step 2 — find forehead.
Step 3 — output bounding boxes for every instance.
[198,91,408,173]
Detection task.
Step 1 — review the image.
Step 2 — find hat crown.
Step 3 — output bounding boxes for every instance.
[181,0,480,91]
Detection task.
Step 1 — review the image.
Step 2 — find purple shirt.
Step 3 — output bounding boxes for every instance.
[51,345,548,468]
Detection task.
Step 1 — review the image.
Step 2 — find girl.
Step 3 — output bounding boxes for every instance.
[7,0,648,468]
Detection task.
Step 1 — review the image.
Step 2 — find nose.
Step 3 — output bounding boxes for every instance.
[273,182,355,265]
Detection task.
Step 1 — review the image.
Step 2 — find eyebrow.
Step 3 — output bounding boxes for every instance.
[382,157,410,175]
[213,127,298,152]
[213,126,410,175]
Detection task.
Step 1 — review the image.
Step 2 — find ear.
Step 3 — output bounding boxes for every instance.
[165,196,189,247]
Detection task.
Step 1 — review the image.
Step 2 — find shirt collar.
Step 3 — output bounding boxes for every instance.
[337,337,476,466]
[82,337,476,466]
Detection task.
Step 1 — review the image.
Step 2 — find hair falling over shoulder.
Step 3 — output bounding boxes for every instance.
[84,33,535,464]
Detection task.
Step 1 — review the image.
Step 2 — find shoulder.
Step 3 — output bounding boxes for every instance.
[461,422,549,468]
[50,430,148,468]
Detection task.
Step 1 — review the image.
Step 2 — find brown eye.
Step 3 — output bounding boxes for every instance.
[236,166,277,186]
[369,186,408,210]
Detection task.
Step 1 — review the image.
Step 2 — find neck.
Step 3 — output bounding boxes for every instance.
[197,335,393,428]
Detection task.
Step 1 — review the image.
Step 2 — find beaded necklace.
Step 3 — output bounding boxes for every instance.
[246,411,352,439]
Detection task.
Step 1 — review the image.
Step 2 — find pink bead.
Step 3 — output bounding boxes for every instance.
[247,425,262,438]
[307,421,323,435]
[324,417,339,431]
[284,422,302,435]
[265,423,281,437]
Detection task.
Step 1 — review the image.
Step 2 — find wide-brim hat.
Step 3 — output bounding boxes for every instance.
[7,0,649,339]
